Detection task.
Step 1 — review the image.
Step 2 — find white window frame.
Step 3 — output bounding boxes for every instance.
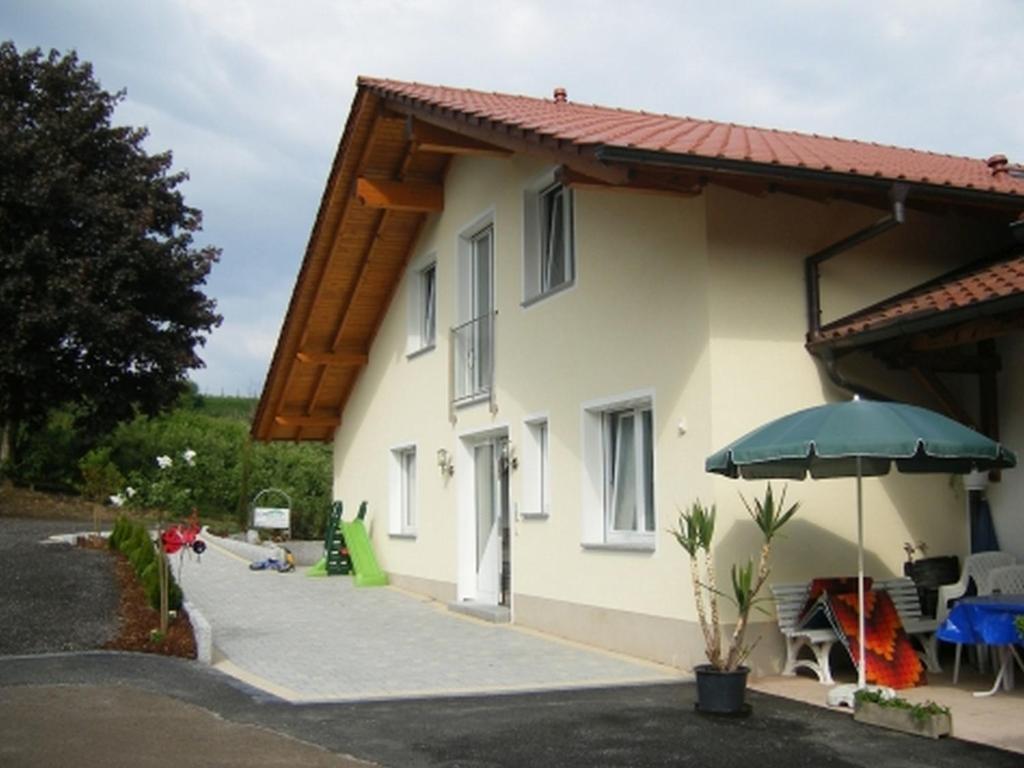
[453,209,496,408]
[389,444,417,537]
[521,414,550,519]
[522,170,575,306]
[406,255,437,357]
[581,390,656,550]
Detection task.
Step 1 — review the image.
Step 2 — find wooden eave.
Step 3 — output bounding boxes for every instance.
[252,86,454,441]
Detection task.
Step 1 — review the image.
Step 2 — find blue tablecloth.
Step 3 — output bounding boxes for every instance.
[937,595,1024,646]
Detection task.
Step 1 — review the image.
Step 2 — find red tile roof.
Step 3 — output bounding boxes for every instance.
[360,77,1024,199]
[814,251,1024,345]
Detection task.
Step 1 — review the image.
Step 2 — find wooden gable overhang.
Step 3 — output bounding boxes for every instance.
[250,86,626,441]
[251,87,450,441]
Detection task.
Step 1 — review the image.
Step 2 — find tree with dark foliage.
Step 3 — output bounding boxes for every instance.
[0,42,221,462]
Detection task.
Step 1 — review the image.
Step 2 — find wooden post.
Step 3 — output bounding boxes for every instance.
[158,530,169,635]
[0,421,11,465]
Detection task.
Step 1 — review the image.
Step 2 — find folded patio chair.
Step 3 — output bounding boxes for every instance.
[797,578,926,689]
[875,577,941,673]
[770,582,838,684]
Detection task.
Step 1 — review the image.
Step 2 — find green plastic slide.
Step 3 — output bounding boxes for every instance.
[341,518,389,587]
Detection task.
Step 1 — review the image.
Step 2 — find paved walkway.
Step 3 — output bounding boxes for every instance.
[175,536,679,702]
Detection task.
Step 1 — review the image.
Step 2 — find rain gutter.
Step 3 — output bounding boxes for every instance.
[592,146,1024,210]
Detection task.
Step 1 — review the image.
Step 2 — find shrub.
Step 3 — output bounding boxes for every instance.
[143,564,182,611]
[78,447,125,502]
[124,525,149,558]
[8,409,90,492]
[108,516,125,549]
[131,539,155,574]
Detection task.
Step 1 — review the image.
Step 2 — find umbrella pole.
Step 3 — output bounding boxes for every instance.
[857,457,866,690]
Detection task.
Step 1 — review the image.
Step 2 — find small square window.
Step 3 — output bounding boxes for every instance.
[524,174,574,303]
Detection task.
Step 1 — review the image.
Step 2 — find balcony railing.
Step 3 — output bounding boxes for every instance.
[450,312,495,412]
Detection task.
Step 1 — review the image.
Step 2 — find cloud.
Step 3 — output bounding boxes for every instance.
[4,0,1023,397]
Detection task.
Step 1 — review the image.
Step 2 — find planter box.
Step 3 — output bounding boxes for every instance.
[854,701,952,739]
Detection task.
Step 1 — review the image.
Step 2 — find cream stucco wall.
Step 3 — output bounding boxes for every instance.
[333,153,714,668]
[331,152,1017,669]
[703,186,999,606]
[987,333,1024,558]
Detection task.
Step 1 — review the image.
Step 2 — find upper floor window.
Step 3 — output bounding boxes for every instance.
[524,173,574,304]
[407,258,437,356]
[453,214,495,407]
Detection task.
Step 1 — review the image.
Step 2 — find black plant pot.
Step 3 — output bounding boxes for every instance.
[694,664,750,715]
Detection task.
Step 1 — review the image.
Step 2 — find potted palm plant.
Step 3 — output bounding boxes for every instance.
[672,484,798,714]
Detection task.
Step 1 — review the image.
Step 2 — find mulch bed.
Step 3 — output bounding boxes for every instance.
[76,534,196,659]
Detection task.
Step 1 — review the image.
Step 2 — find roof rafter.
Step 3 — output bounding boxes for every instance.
[407,117,512,157]
[356,177,443,212]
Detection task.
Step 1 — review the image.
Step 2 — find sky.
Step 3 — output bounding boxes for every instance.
[4,0,1023,396]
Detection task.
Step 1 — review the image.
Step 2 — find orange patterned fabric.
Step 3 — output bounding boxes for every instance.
[802,577,870,617]
[800,587,925,689]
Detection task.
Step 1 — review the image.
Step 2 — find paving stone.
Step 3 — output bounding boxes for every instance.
[175,537,678,701]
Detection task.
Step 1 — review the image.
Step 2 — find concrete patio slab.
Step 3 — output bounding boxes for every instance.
[751,664,1024,754]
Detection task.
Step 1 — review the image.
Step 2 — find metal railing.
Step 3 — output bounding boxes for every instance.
[450,312,496,413]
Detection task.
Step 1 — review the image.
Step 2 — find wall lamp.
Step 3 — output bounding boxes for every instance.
[437,448,454,477]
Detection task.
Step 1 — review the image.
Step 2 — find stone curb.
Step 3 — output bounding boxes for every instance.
[184,599,212,665]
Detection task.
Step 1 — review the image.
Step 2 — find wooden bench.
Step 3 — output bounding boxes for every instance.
[770,582,838,684]
[875,577,942,673]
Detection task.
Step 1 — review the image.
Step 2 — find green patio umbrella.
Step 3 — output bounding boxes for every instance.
[706,397,1016,693]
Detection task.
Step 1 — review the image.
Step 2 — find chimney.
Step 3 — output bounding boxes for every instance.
[553,87,567,104]
[987,154,1009,176]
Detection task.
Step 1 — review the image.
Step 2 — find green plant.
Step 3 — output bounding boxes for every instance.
[1015,615,1024,641]
[78,447,125,502]
[672,483,799,671]
[854,689,950,723]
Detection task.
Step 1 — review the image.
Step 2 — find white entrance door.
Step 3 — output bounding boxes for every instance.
[473,438,507,605]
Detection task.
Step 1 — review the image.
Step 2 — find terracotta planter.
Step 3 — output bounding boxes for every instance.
[854,700,952,739]
[694,664,750,715]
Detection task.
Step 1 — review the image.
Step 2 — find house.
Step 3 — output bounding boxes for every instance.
[253,78,1024,671]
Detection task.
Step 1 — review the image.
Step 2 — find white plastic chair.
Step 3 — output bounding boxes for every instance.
[986,564,1024,595]
[941,552,1018,683]
[936,551,1017,622]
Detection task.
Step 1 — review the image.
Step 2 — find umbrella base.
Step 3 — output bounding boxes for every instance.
[826,683,894,709]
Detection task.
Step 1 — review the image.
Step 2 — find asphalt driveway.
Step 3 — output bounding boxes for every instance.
[2,515,1021,767]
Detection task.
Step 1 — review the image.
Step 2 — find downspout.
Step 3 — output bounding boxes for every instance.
[805,183,908,399]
